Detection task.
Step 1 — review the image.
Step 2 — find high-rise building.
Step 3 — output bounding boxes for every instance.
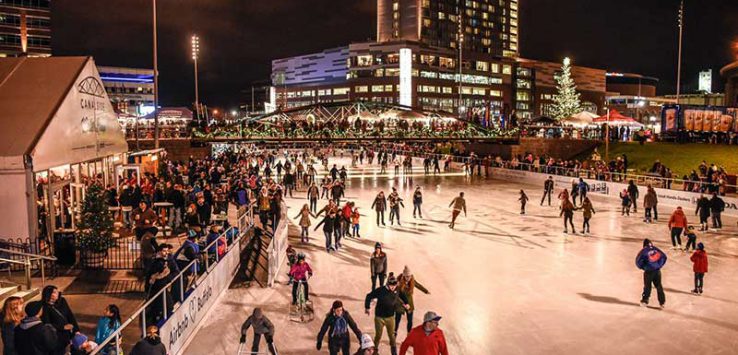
[377,0,519,58]
[0,0,51,57]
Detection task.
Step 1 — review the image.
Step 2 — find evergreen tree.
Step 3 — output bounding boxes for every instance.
[76,183,115,253]
[551,57,582,119]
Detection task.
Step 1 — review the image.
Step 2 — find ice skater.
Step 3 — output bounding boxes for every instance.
[351,207,361,238]
[518,190,529,214]
[619,189,631,216]
[294,204,316,243]
[636,238,667,308]
[371,191,387,226]
[578,196,595,234]
[684,225,698,251]
[370,242,388,291]
[541,176,554,206]
[448,192,467,229]
[668,206,688,250]
[560,197,575,234]
[690,242,708,295]
[412,186,423,218]
[388,188,404,226]
[239,308,277,355]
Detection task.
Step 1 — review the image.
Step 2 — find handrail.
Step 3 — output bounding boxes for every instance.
[0,248,57,262]
[90,221,253,355]
[0,257,30,265]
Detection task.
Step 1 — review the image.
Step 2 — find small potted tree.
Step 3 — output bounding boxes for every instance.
[76,183,115,268]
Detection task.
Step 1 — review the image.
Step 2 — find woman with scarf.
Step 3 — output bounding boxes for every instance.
[317,300,362,355]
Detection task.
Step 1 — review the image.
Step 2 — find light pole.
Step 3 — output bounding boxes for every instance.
[605,106,610,162]
[675,0,685,103]
[191,35,200,123]
[152,0,160,149]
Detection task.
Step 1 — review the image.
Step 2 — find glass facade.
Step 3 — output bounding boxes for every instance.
[0,0,51,57]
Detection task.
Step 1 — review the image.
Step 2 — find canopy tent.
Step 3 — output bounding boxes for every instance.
[562,111,598,127]
[594,109,644,128]
[525,116,560,126]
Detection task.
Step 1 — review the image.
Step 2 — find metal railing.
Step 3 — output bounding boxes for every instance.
[0,248,56,290]
[90,220,254,355]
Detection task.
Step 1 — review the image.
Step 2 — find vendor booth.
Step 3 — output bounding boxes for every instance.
[0,57,129,243]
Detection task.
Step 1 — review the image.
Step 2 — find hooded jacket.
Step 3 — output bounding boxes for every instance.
[14,316,58,355]
[690,250,708,273]
[130,335,167,355]
[668,209,688,229]
[241,308,275,336]
[635,246,668,271]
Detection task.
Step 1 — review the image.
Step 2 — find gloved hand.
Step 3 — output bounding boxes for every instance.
[240,335,246,344]
[316,341,322,350]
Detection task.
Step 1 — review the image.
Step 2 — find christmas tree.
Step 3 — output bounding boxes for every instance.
[76,183,115,253]
[551,57,582,120]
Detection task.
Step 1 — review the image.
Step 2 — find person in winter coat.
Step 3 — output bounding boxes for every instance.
[627,180,639,213]
[684,225,698,251]
[399,311,449,355]
[295,204,316,243]
[518,190,529,214]
[710,193,725,229]
[690,243,708,294]
[388,188,404,226]
[668,207,688,250]
[394,266,429,336]
[635,239,667,308]
[316,211,338,252]
[308,182,321,213]
[370,243,388,291]
[541,176,554,206]
[40,285,79,355]
[619,189,631,216]
[289,253,313,305]
[364,274,409,355]
[695,194,711,231]
[643,186,658,223]
[576,178,589,205]
[94,305,121,355]
[354,333,376,355]
[577,197,596,234]
[412,186,423,218]
[2,296,23,355]
[240,308,276,355]
[130,325,166,355]
[351,207,361,238]
[14,301,58,355]
[371,192,387,226]
[317,300,362,355]
[560,198,575,234]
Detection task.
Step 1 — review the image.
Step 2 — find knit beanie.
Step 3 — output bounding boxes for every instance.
[402,265,411,278]
[697,242,704,250]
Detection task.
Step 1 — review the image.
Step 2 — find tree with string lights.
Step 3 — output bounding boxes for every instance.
[551,57,582,120]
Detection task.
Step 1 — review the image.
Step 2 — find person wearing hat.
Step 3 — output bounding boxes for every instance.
[317,300,362,355]
[174,229,201,277]
[395,266,430,337]
[288,253,313,305]
[370,243,388,291]
[14,301,58,355]
[130,325,166,355]
[399,311,449,355]
[635,238,667,308]
[689,242,708,294]
[354,333,376,355]
[240,308,276,355]
[364,273,409,355]
[70,333,97,355]
[412,186,423,219]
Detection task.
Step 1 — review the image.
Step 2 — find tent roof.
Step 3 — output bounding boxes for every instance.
[593,109,644,127]
[0,56,89,156]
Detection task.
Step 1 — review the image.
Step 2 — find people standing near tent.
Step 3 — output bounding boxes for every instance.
[448,192,467,229]
[636,239,667,308]
[541,176,554,206]
[667,207,688,250]
[316,300,363,355]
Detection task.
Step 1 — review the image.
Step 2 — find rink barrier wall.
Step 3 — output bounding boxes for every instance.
[268,202,289,287]
[491,168,738,217]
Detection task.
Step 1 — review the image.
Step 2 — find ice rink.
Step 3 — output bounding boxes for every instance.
[187,157,738,355]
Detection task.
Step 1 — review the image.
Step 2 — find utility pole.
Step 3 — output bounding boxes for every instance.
[152,0,160,149]
[191,35,200,123]
[675,0,684,103]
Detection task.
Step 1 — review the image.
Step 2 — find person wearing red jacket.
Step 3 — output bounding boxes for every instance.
[690,242,708,295]
[399,311,448,355]
[667,207,688,250]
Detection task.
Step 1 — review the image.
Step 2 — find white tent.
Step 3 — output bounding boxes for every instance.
[561,111,598,127]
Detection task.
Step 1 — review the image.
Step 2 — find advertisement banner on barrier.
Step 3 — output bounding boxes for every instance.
[159,241,241,355]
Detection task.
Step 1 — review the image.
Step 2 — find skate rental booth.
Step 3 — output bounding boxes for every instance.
[0,56,129,245]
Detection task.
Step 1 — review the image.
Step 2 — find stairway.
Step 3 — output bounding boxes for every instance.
[0,281,41,306]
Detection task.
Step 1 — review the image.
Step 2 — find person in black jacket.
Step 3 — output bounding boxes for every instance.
[130,325,167,355]
[15,301,58,355]
[710,193,725,229]
[364,274,409,355]
[695,194,711,231]
[317,300,362,355]
[315,211,338,252]
[40,286,79,355]
[541,176,554,206]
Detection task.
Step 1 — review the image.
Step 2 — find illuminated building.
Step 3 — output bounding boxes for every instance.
[97,66,155,116]
[0,0,51,57]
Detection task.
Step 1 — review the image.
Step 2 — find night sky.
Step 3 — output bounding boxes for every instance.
[52,0,738,109]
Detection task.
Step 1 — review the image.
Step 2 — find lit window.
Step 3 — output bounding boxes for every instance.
[489,90,502,97]
[502,65,512,75]
[333,88,350,95]
[355,86,369,93]
[372,85,385,92]
[475,61,489,71]
[385,85,393,92]
[357,55,373,67]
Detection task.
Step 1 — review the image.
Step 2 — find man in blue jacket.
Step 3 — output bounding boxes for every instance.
[635,238,667,308]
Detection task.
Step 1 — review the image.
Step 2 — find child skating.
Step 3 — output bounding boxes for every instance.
[351,207,361,238]
[685,225,698,251]
[619,189,631,216]
[519,190,529,214]
[689,242,708,295]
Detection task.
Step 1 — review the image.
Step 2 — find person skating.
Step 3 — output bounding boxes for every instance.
[690,243,708,295]
[354,334,376,355]
[576,178,589,206]
[560,198,575,234]
[636,239,667,308]
[399,311,449,355]
[541,176,554,206]
[240,308,276,355]
[388,188,404,226]
[351,207,361,238]
[289,253,313,305]
[394,266,429,337]
[295,204,316,243]
[317,301,363,355]
[709,192,725,229]
[364,274,409,355]
[557,188,569,209]
[448,192,467,229]
[667,207,688,250]
[578,197,596,234]
[627,180,639,213]
[370,243,388,291]
[371,192,387,226]
[619,189,631,216]
[643,185,657,223]
[518,190,529,215]
[316,211,338,252]
[684,225,698,251]
[695,194,711,231]
[570,179,579,207]
[412,186,423,218]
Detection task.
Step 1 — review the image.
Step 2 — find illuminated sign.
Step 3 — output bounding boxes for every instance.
[399,48,412,107]
[699,70,712,93]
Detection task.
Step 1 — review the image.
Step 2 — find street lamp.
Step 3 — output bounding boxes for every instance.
[191,35,200,123]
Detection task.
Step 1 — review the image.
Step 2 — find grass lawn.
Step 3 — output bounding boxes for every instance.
[601,142,738,177]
